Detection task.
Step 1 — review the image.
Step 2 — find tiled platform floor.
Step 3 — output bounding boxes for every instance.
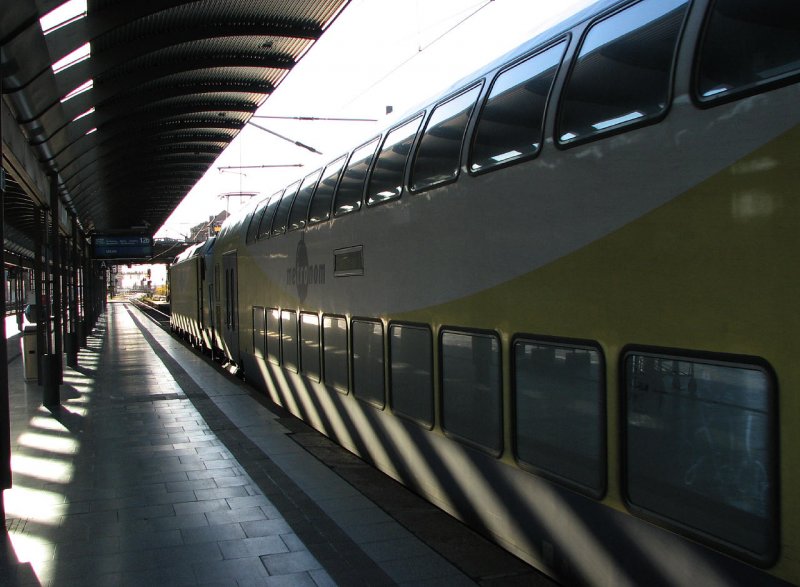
[2,303,555,586]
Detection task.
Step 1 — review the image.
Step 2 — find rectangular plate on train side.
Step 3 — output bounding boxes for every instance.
[334,245,364,277]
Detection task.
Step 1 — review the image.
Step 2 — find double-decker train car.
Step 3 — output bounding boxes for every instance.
[170,0,800,584]
[169,237,217,351]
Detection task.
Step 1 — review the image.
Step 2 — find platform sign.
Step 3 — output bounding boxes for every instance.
[93,235,153,260]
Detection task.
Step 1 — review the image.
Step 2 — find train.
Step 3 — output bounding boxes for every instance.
[169,0,800,584]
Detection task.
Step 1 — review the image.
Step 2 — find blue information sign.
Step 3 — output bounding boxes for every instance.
[93,235,153,259]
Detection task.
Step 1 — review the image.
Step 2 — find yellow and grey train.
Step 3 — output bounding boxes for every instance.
[170,0,800,584]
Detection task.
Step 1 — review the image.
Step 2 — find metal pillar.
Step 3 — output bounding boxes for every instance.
[64,221,80,366]
[1,165,12,493]
[43,175,61,407]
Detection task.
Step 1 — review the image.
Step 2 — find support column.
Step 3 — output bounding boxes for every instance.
[43,175,61,407]
[51,184,62,361]
[1,165,12,493]
[65,221,79,366]
[34,207,45,382]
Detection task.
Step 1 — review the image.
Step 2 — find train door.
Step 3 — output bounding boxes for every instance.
[196,257,204,333]
[212,262,221,351]
[222,251,240,361]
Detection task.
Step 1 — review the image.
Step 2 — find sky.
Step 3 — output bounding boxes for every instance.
[154,0,598,240]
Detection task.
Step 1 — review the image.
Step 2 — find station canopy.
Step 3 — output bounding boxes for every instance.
[1,0,350,255]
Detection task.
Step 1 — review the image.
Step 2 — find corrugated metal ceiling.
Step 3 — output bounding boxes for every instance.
[1,0,350,246]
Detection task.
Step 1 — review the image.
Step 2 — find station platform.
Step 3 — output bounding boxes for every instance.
[2,302,556,587]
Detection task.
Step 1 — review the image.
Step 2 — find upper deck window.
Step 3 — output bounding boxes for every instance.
[334,138,380,217]
[272,181,301,236]
[246,199,268,244]
[410,85,481,191]
[557,0,689,146]
[367,115,424,206]
[470,41,566,173]
[257,190,283,240]
[696,0,800,103]
[308,156,347,224]
[288,169,322,231]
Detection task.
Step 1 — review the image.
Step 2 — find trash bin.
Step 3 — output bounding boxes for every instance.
[22,324,38,381]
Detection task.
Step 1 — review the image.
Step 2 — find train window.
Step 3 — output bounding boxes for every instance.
[352,319,385,408]
[281,310,298,372]
[441,329,502,454]
[470,41,566,173]
[253,306,266,359]
[266,308,280,365]
[257,190,283,240]
[623,351,777,563]
[367,115,424,206]
[557,0,689,146]
[308,155,347,224]
[411,85,481,191]
[389,324,433,428]
[246,199,268,245]
[323,315,349,393]
[272,182,301,237]
[695,0,800,104]
[300,313,321,382]
[513,339,605,496]
[334,138,380,217]
[288,170,322,232]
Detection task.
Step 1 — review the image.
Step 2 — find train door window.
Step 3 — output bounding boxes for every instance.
[253,306,266,359]
[323,315,349,393]
[246,198,268,245]
[300,313,321,382]
[257,190,283,240]
[695,0,800,104]
[470,41,566,173]
[272,182,301,237]
[367,115,424,206]
[352,319,385,408]
[266,308,281,365]
[513,338,605,496]
[556,0,690,146]
[308,155,347,224]
[389,324,433,428]
[289,169,322,232]
[281,310,298,372]
[411,85,481,191]
[334,137,380,217]
[441,329,502,454]
[623,350,777,563]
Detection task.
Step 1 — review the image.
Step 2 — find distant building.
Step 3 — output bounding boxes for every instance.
[188,210,229,243]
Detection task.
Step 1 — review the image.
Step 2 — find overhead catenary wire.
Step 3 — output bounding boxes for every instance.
[247,121,324,155]
[341,0,494,109]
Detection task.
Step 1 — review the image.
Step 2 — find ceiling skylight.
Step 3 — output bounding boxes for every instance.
[40,0,87,35]
[52,42,91,74]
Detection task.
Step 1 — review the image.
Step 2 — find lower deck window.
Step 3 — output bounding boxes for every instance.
[266,308,280,365]
[624,350,777,563]
[253,306,266,359]
[323,315,348,393]
[441,329,501,453]
[514,339,605,496]
[281,310,298,372]
[352,320,385,408]
[389,324,433,427]
[300,313,321,382]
